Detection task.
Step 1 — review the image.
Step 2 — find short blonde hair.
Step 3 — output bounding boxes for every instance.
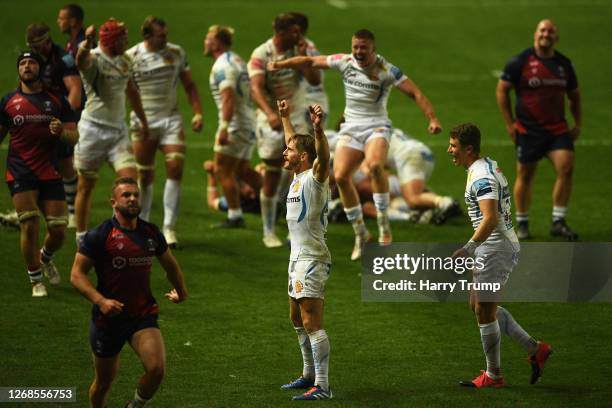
[208,25,235,47]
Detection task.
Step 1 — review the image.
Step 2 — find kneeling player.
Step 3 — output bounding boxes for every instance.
[278,100,332,400]
[70,178,187,408]
[448,123,551,388]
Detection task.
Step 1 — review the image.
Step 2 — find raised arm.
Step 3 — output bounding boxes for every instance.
[310,104,330,183]
[179,70,203,132]
[269,55,329,71]
[76,25,96,71]
[126,78,149,140]
[396,78,442,134]
[568,88,582,140]
[250,74,281,130]
[277,99,295,145]
[157,249,188,303]
[496,79,517,141]
[70,253,125,316]
[296,39,321,86]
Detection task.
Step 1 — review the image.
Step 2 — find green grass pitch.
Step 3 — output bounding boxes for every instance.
[1,0,611,406]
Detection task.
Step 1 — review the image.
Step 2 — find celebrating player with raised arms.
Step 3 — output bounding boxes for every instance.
[271,29,441,260]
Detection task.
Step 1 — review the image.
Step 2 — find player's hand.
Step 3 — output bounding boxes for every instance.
[49,118,63,136]
[217,128,229,145]
[506,122,519,143]
[428,118,442,134]
[296,38,308,56]
[277,100,290,118]
[165,288,187,303]
[98,298,124,317]
[267,111,282,130]
[266,61,280,72]
[139,123,150,141]
[84,25,97,46]
[309,104,323,129]
[191,113,203,132]
[569,126,580,141]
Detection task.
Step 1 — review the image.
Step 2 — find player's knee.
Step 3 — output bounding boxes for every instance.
[366,160,384,178]
[404,194,421,208]
[333,169,351,187]
[557,163,574,179]
[18,210,40,233]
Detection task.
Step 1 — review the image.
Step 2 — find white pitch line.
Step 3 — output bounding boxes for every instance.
[327,0,349,9]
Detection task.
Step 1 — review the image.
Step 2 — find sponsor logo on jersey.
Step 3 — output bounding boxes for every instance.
[13,115,24,126]
[112,256,127,269]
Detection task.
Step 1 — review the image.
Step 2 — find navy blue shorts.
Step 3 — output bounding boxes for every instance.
[516,131,574,163]
[7,178,66,200]
[56,139,75,160]
[89,313,159,358]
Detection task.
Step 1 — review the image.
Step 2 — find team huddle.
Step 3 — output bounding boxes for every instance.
[0,4,581,405]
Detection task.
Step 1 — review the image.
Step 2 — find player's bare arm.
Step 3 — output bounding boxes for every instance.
[268,55,329,71]
[396,78,442,134]
[310,104,330,183]
[76,24,96,70]
[217,87,235,145]
[296,39,321,86]
[250,74,281,130]
[50,118,79,145]
[63,75,82,110]
[453,199,499,258]
[126,79,149,140]
[277,99,295,145]
[496,79,518,140]
[179,70,203,132]
[157,249,188,303]
[568,88,582,140]
[70,253,125,316]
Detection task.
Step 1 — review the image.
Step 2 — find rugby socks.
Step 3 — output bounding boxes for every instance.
[516,212,529,224]
[496,307,538,355]
[344,205,367,237]
[139,183,154,222]
[552,206,567,223]
[308,329,330,391]
[374,192,391,242]
[260,190,277,236]
[295,327,315,380]
[435,196,454,211]
[163,179,181,228]
[127,389,149,408]
[27,268,43,283]
[40,246,54,264]
[479,320,502,379]
[63,175,77,215]
[373,192,390,216]
[228,208,243,221]
[76,231,87,247]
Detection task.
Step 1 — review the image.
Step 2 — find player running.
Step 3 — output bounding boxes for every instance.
[127,16,203,247]
[0,51,78,296]
[277,99,333,400]
[448,123,551,388]
[270,29,442,260]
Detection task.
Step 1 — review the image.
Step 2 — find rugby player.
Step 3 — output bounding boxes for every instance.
[270,29,442,260]
[448,123,551,388]
[75,19,147,244]
[127,16,203,247]
[57,4,86,58]
[248,13,320,248]
[70,177,187,408]
[0,51,78,296]
[278,99,332,400]
[497,19,581,240]
[205,24,261,228]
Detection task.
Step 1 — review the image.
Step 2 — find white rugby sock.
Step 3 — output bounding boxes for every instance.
[496,307,538,355]
[309,329,330,391]
[163,179,181,228]
[63,175,77,215]
[228,208,243,220]
[344,205,367,237]
[479,321,502,379]
[260,190,277,235]
[27,268,43,283]
[127,389,149,408]
[552,206,567,223]
[139,183,154,222]
[295,327,315,380]
[516,212,529,223]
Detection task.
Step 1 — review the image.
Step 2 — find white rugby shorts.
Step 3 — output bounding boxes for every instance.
[288,260,331,300]
[75,118,135,174]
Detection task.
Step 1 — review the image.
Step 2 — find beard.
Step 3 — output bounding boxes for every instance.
[117,204,141,219]
[19,73,40,86]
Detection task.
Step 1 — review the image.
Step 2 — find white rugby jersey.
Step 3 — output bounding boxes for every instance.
[326,53,407,122]
[465,158,518,244]
[387,128,433,170]
[80,47,132,128]
[209,51,255,132]
[301,38,329,112]
[248,38,307,114]
[286,169,331,263]
[126,42,189,121]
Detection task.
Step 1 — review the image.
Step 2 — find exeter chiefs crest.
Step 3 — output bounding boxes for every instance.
[292,179,301,193]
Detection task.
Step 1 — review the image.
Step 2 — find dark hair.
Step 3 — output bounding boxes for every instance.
[26,23,51,44]
[353,28,375,42]
[289,12,308,34]
[290,134,317,164]
[62,4,84,22]
[273,13,298,33]
[141,16,166,38]
[112,177,138,195]
[450,123,481,153]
